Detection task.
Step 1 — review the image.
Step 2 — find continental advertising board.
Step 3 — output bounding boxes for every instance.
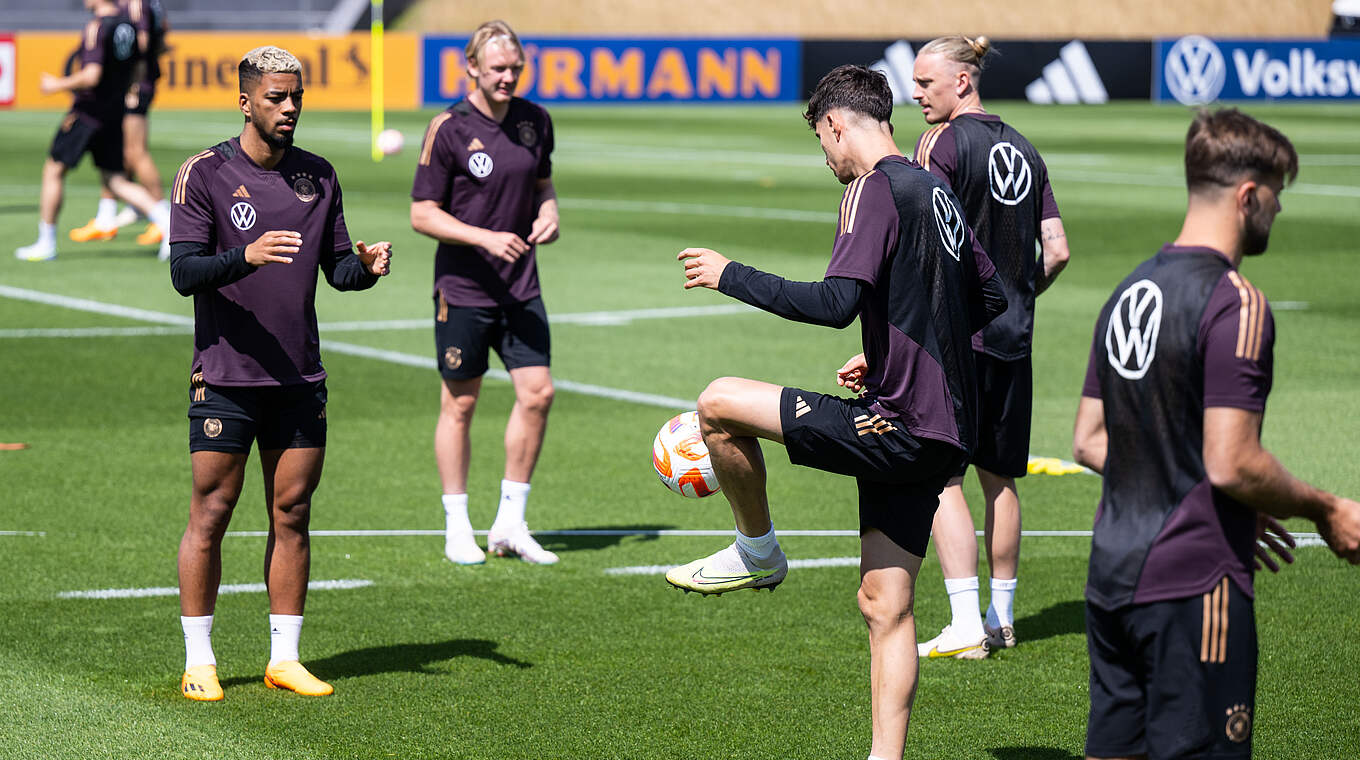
[420,37,800,105]
[1156,36,1360,104]
[6,31,419,109]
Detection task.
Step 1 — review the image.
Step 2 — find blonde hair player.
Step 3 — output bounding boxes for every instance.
[910,34,1072,659]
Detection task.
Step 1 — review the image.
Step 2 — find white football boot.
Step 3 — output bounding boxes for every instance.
[487,522,559,565]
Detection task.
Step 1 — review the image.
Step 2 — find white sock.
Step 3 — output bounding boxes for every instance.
[944,576,984,639]
[735,524,780,565]
[181,614,216,669]
[37,222,56,248]
[492,479,530,530]
[95,198,117,227]
[988,577,1018,628]
[148,199,171,230]
[269,614,303,666]
[443,493,473,534]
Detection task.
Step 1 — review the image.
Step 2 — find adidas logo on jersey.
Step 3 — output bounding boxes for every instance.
[466,138,485,151]
[232,185,251,198]
[1025,41,1108,104]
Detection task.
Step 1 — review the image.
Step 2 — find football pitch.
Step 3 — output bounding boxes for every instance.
[1,102,1358,758]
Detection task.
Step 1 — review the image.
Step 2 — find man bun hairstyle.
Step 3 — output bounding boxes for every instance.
[239,45,302,93]
[803,64,893,130]
[918,34,995,72]
[465,19,524,65]
[1184,108,1299,192]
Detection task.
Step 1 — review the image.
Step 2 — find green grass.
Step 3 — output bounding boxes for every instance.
[1,101,1359,758]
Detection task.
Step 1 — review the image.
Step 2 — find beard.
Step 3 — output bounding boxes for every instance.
[250,112,294,150]
[1242,210,1272,256]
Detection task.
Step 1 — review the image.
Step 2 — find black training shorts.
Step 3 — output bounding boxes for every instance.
[434,294,551,381]
[961,353,1032,478]
[188,371,328,454]
[125,82,155,116]
[1085,577,1256,759]
[780,387,964,557]
[49,112,123,172]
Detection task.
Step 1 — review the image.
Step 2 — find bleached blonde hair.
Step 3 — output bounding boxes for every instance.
[239,45,303,92]
[464,20,524,66]
[918,35,994,73]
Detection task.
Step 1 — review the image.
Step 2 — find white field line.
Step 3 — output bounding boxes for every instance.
[560,197,838,223]
[228,528,1325,540]
[607,556,860,576]
[0,531,46,537]
[57,578,372,600]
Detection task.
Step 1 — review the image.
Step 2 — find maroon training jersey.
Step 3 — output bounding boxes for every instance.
[412,98,554,307]
[72,11,138,126]
[169,138,353,386]
[119,0,167,87]
[825,155,998,452]
[1082,245,1274,609]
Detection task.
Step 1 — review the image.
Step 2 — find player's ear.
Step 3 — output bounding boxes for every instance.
[1236,180,1259,214]
[239,92,250,120]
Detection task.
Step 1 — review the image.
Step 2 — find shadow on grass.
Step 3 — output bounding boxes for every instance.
[220,638,530,687]
[535,523,676,553]
[1010,599,1086,644]
[988,747,1082,760]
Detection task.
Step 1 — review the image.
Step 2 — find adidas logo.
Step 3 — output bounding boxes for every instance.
[232,185,250,198]
[1025,40,1108,104]
[870,40,918,105]
[854,413,896,437]
[794,396,811,419]
[466,138,485,151]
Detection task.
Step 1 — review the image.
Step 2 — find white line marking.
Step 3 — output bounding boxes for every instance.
[226,528,861,538]
[560,197,837,224]
[0,284,193,325]
[607,557,860,576]
[0,530,46,537]
[57,578,372,600]
[0,326,193,339]
[315,304,758,331]
[1273,301,1309,311]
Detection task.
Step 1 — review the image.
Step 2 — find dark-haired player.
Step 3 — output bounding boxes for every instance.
[411,20,561,566]
[1073,108,1360,759]
[15,0,170,262]
[666,64,1004,759]
[169,45,392,702]
[909,34,1071,659]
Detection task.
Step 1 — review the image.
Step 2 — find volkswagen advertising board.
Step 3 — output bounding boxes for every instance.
[1156,35,1360,104]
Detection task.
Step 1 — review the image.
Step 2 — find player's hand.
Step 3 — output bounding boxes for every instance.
[480,230,530,263]
[39,73,60,96]
[1318,496,1360,565]
[1253,514,1296,573]
[244,230,301,266]
[836,353,868,395]
[678,247,730,290]
[356,240,392,276]
[527,214,559,245]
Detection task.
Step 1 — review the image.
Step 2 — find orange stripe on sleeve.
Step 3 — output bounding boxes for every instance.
[1249,285,1266,361]
[1227,271,1251,359]
[172,150,213,205]
[844,170,874,234]
[418,112,453,167]
[917,125,945,171]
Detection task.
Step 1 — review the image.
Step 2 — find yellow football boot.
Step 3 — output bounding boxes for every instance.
[666,541,787,595]
[181,664,224,701]
[135,222,163,246]
[68,219,117,242]
[264,661,334,696]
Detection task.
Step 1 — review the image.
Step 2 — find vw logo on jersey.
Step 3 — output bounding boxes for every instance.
[988,142,1032,206]
[113,23,137,61]
[931,186,964,261]
[230,202,257,232]
[468,151,494,178]
[1105,279,1164,380]
[1164,35,1226,106]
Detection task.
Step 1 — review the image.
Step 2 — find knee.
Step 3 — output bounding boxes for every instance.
[517,380,554,416]
[187,491,237,539]
[858,582,913,633]
[696,377,741,433]
[271,492,313,533]
[440,391,478,424]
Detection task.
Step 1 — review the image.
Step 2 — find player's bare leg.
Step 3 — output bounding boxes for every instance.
[918,477,988,658]
[979,467,1021,648]
[16,159,67,261]
[123,113,166,244]
[259,446,332,695]
[436,376,487,564]
[860,529,924,760]
[488,365,558,563]
[666,377,788,593]
[100,170,171,259]
[177,451,248,700]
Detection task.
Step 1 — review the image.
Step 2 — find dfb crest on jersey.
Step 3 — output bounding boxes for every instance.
[517,120,538,148]
[468,152,494,178]
[931,186,964,261]
[1105,279,1163,380]
[113,23,137,61]
[230,202,256,232]
[988,142,1032,206]
[1164,35,1226,106]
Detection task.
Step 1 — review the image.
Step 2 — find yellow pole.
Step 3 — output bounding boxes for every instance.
[370,0,384,161]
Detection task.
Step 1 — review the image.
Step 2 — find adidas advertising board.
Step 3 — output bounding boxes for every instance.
[801,39,1150,103]
[1157,36,1360,104]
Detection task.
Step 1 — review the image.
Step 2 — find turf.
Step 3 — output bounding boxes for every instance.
[1,101,1358,758]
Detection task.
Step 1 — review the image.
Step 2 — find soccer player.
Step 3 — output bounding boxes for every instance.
[69,0,170,252]
[169,46,392,702]
[909,35,1071,658]
[666,65,1005,760]
[1072,108,1360,758]
[15,0,171,262]
[410,20,561,566]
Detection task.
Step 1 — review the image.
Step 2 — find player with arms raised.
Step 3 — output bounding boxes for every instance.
[169,46,392,702]
[1073,109,1360,758]
[666,65,1005,759]
[909,35,1071,659]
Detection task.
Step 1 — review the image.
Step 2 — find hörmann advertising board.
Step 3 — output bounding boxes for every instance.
[421,37,800,105]
[1156,35,1360,104]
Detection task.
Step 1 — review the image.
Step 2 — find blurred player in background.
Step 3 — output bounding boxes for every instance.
[169,46,391,701]
[410,20,562,566]
[909,35,1071,659]
[1073,108,1360,758]
[667,65,1005,760]
[15,0,170,262]
[68,0,170,252]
